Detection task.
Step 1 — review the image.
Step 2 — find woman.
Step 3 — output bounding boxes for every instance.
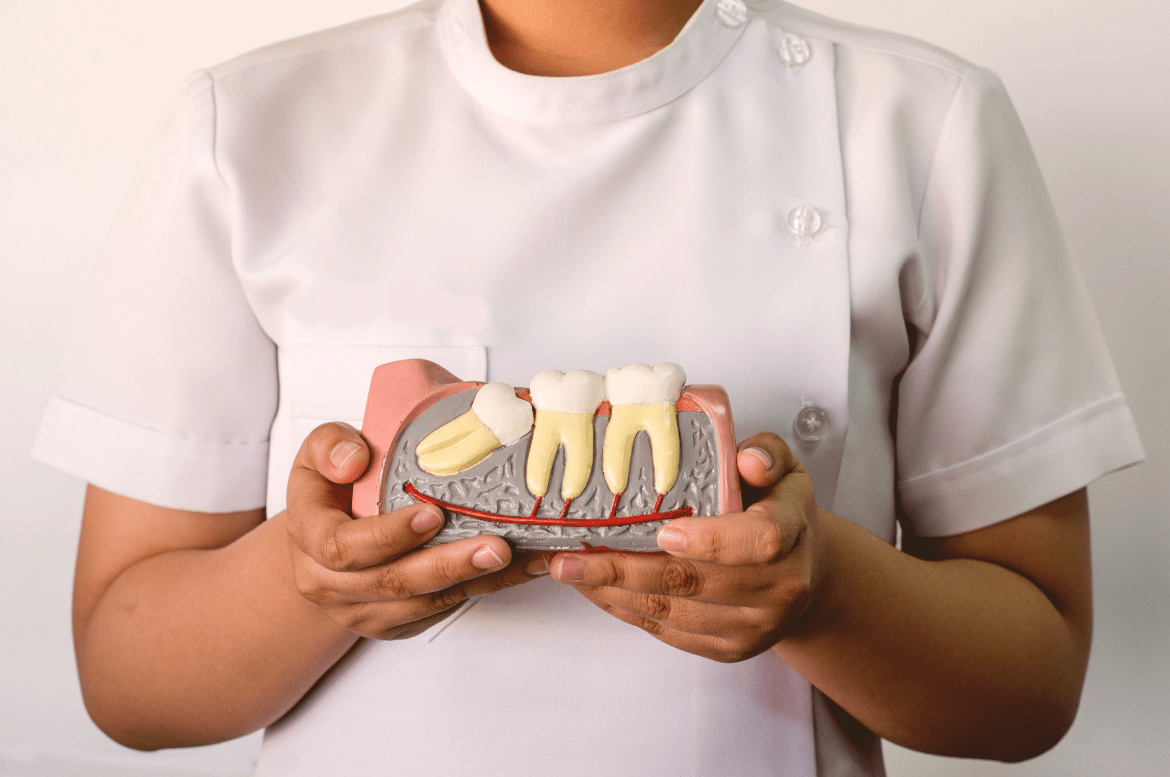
[35,0,1143,774]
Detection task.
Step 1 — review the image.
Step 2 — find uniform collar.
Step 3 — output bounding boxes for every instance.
[439,0,748,125]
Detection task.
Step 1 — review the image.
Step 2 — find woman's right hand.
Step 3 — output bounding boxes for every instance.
[286,422,548,640]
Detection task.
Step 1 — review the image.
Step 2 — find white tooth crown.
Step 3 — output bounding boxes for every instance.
[529,369,607,413]
[471,382,533,446]
[604,363,687,405]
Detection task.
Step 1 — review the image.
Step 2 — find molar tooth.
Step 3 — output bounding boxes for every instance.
[416,382,533,476]
[602,363,686,499]
[525,370,606,500]
[604,362,686,405]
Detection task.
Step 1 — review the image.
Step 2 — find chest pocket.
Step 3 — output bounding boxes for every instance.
[284,344,487,445]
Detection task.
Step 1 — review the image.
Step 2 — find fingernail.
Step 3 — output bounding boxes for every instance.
[553,555,586,582]
[526,555,551,577]
[330,440,362,469]
[472,545,505,570]
[741,446,773,471]
[410,506,443,534]
[658,527,688,553]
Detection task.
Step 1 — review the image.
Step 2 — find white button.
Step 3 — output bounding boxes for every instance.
[716,0,749,29]
[794,405,830,443]
[786,205,823,246]
[778,35,812,70]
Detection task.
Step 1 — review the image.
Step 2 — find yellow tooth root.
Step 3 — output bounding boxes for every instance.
[603,403,681,496]
[526,409,596,500]
[416,412,503,476]
[415,411,482,457]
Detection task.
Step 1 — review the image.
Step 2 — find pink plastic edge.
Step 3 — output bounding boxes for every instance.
[352,360,480,520]
[683,385,743,514]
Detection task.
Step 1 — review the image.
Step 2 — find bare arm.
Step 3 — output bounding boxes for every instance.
[778,488,1090,761]
[549,433,1091,762]
[74,488,353,749]
[74,423,545,750]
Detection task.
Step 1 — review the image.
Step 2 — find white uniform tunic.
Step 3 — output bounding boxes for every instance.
[34,0,1144,774]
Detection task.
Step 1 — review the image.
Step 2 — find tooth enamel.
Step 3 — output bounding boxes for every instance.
[602,363,686,497]
[604,362,686,406]
[472,382,535,446]
[526,370,605,500]
[530,370,607,414]
[416,383,533,476]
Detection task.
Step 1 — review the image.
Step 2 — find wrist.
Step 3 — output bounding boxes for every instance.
[779,508,850,644]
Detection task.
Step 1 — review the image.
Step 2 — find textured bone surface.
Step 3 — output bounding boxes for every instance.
[383,390,721,551]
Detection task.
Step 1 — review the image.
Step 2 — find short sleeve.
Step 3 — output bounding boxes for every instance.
[895,67,1143,537]
[33,71,277,513]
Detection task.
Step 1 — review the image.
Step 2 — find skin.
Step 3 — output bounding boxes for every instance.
[479,0,703,76]
[72,0,1091,762]
[550,434,1091,762]
[74,423,549,749]
[75,424,1091,760]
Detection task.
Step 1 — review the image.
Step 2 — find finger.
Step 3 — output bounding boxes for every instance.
[550,551,699,595]
[577,589,769,663]
[575,583,772,641]
[294,422,372,489]
[328,551,551,640]
[735,432,803,489]
[286,422,371,544]
[655,502,805,567]
[286,422,424,571]
[549,550,773,605]
[289,500,446,572]
[294,534,516,604]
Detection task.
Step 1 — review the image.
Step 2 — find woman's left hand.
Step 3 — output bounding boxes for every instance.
[549,432,827,662]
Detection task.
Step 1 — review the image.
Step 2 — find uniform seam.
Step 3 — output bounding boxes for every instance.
[907,66,973,318]
[208,15,436,79]
[48,395,271,449]
[830,43,967,79]
[197,69,230,191]
[897,393,1128,488]
[754,0,974,77]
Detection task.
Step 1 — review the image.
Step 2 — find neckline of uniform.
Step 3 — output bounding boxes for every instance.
[438,0,748,125]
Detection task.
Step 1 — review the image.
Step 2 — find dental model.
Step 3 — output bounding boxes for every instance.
[602,363,687,514]
[415,382,533,476]
[353,359,741,552]
[525,370,607,515]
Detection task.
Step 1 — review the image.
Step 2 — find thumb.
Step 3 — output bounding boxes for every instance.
[736,432,802,488]
[311,422,371,484]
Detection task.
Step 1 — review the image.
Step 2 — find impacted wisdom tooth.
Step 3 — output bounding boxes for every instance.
[603,363,687,498]
[525,370,606,501]
[416,382,533,476]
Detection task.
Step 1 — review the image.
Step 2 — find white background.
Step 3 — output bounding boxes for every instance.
[1,1,1166,775]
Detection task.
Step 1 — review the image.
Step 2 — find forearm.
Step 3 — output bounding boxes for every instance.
[776,505,1091,761]
[76,511,357,749]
